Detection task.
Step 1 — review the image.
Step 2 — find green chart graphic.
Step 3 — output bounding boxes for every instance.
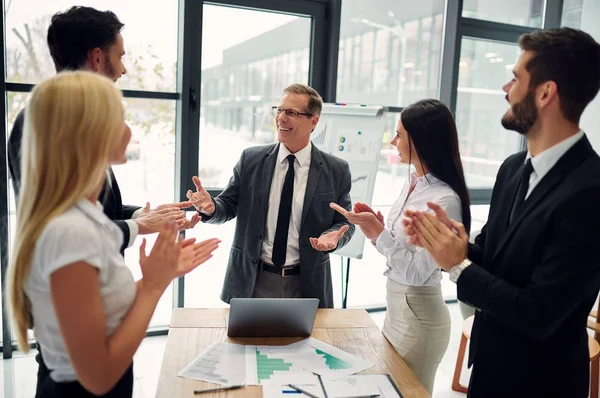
[255,349,293,383]
[315,348,352,370]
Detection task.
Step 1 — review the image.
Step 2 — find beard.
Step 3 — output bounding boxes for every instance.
[101,53,118,82]
[501,89,538,135]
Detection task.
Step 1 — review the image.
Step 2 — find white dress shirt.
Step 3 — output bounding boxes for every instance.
[525,130,585,199]
[375,172,463,286]
[261,142,312,266]
[26,199,137,382]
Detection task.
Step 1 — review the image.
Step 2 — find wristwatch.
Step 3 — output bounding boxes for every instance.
[449,259,472,283]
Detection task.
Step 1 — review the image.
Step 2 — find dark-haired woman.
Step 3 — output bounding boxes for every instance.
[331,99,471,394]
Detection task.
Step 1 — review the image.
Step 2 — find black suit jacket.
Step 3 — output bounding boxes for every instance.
[458,135,600,397]
[201,143,355,308]
[7,109,140,254]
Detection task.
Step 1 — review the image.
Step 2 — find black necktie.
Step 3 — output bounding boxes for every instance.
[272,154,296,267]
[509,158,534,224]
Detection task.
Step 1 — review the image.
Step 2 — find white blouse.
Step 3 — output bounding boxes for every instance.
[26,199,137,382]
[375,172,463,286]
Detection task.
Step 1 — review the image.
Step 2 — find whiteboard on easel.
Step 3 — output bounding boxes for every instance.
[312,103,385,259]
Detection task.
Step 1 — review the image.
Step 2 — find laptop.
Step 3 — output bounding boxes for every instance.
[227,298,319,337]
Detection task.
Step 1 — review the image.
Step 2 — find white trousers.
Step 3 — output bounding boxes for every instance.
[382,279,451,395]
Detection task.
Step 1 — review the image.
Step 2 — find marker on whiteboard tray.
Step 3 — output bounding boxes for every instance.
[335,103,347,106]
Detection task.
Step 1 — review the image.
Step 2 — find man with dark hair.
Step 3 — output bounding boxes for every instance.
[404,27,600,397]
[186,83,354,308]
[8,6,198,255]
[47,6,126,75]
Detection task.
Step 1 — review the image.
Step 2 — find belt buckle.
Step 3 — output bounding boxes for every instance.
[281,266,293,278]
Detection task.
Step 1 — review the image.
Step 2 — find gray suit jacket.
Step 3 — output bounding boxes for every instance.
[202,143,355,308]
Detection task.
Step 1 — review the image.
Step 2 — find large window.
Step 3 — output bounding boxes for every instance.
[336,0,445,106]
[561,0,585,28]
[5,0,178,91]
[199,5,311,189]
[562,0,600,152]
[186,4,313,307]
[113,99,177,327]
[462,0,544,27]
[455,39,523,189]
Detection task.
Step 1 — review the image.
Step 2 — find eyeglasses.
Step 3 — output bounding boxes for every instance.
[271,106,313,118]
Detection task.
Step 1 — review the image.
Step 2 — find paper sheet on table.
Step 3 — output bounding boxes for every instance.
[284,338,374,379]
[246,346,318,385]
[323,375,403,398]
[177,342,246,386]
[261,375,403,398]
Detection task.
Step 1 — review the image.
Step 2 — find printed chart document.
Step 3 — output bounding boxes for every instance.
[178,338,374,386]
[178,342,246,386]
[286,338,374,378]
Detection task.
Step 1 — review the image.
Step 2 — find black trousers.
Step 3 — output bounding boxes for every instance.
[35,343,134,398]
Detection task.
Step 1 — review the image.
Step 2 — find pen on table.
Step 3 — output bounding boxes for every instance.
[288,384,321,398]
[193,385,245,394]
[316,374,329,398]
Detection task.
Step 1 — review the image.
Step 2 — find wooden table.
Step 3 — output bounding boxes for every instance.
[156,308,430,398]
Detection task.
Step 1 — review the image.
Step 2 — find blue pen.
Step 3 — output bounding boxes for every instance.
[288,384,321,398]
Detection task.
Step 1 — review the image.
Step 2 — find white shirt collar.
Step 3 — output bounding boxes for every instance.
[278,142,312,167]
[408,171,444,193]
[75,199,110,226]
[526,130,585,177]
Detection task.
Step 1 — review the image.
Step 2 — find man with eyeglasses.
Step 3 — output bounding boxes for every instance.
[187,83,354,308]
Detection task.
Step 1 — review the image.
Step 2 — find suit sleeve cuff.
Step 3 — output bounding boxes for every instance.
[456,264,486,310]
[124,220,139,248]
[131,208,144,219]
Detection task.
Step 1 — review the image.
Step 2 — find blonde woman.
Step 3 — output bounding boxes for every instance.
[8,71,220,397]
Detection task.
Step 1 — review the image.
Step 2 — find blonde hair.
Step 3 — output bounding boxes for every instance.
[283,83,323,116]
[8,71,124,351]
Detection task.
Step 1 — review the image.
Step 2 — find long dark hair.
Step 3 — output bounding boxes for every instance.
[401,99,471,233]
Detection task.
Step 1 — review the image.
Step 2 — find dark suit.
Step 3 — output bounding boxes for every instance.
[7,109,140,254]
[202,143,355,308]
[458,135,600,397]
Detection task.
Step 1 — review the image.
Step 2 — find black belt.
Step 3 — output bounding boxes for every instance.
[261,261,300,277]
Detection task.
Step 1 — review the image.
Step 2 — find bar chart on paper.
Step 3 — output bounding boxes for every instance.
[256,349,292,383]
[315,348,352,370]
[177,342,246,386]
[286,338,373,378]
[246,346,317,385]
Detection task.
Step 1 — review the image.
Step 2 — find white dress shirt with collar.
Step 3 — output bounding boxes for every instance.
[525,130,585,199]
[375,172,463,286]
[260,142,312,266]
